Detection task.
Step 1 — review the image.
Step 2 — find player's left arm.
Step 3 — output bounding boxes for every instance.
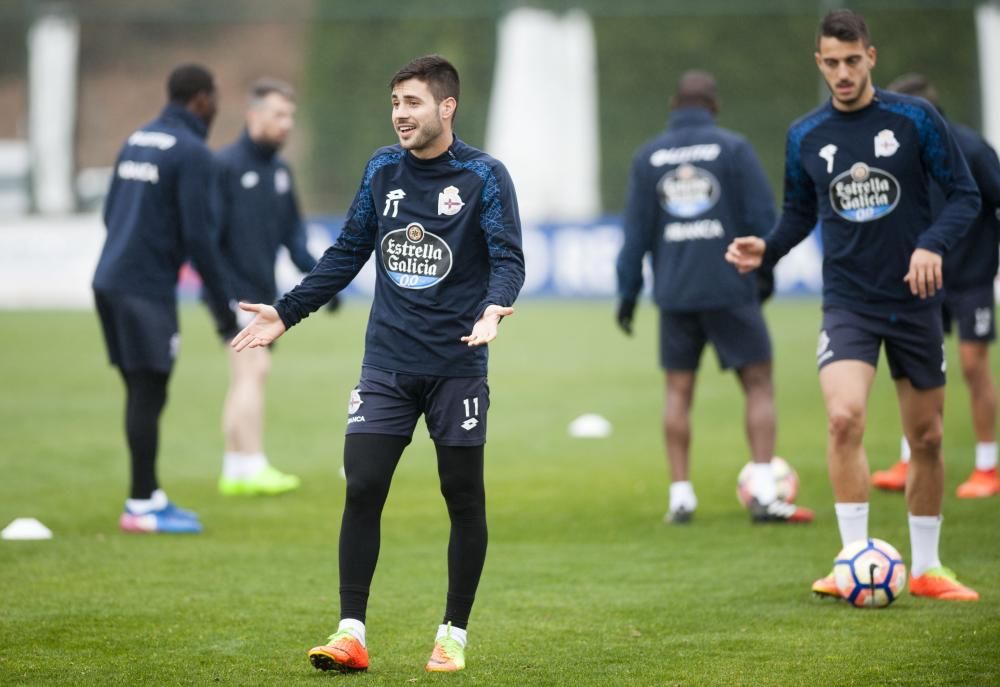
[465,163,525,347]
[909,108,982,297]
[733,141,778,299]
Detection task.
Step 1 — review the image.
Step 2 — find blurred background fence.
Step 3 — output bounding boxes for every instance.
[0,0,994,303]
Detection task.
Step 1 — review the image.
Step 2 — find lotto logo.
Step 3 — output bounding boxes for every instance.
[461,418,479,431]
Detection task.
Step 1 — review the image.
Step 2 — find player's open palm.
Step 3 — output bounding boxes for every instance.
[230,302,287,351]
[462,304,514,347]
[725,236,766,273]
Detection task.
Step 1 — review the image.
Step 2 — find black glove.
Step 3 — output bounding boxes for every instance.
[616,298,637,336]
[757,266,775,303]
[325,294,341,313]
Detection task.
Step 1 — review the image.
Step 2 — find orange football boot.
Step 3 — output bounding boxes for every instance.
[910,567,979,601]
[812,569,841,598]
[871,460,908,491]
[308,631,369,673]
[955,468,1000,499]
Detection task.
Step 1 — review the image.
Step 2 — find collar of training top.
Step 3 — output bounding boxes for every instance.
[239,128,279,161]
[667,106,715,130]
[404,134,464,167]
[159,102,208,140]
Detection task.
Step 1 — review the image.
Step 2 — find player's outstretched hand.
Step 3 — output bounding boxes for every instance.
[230,302,287,351]
[462,304,514,347]
[903,248,943,299]
[725,236,766,273]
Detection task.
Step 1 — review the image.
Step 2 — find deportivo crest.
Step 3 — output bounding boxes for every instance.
[348,388,363,414]
[274,168,290,194]
[380,222,453,289]
[829,162,900,222]
[438,185,465,216]
[874,129,900,158]
[240,171,259,189]
[657,164,720,218]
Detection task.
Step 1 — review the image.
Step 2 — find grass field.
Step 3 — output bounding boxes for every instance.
[1,299,998,686]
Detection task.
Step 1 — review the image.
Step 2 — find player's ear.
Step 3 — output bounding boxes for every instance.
[867,45,877,68]
[439,96,457,122]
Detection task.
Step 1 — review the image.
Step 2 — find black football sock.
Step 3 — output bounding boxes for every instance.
[436,443,487,631]
[121,369,169,500]
[338,433,410,623]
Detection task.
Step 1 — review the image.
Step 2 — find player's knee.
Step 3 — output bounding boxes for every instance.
[827,406,864,445]
[345,473,391,507]
[908,422,943,458]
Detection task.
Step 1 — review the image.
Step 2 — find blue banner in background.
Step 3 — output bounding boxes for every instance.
[250,216,825,300]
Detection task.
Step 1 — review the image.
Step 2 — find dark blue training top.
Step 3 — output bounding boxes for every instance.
[935,122,1000,290]
[763,89,981,315]
[617,107,776,311]
[93,104,233,325]
[274,136,525,377]
[214,130,317,303]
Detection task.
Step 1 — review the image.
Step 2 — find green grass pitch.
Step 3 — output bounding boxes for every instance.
[1,300,998,685]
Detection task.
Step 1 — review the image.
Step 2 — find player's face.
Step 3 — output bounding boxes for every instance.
[391,78,455,159]
[248,93,295,149]
[815,37,877,112]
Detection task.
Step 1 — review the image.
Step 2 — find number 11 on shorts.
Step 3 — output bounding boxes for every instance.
[462,397,480,417]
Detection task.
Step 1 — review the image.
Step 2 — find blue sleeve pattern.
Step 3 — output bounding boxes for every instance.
[451,158,525,316]
[878,101,950,186]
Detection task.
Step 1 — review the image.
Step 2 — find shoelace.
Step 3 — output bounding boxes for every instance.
[327,630,358,645]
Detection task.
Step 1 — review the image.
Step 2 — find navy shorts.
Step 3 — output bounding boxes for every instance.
[817,307,945,390]
[345,366,489,446]
[942,285,996,343]
[94,290,179,373]
[659,302,772,371]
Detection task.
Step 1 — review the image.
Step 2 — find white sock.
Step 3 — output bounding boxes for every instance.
[125,488,168,514]
[223,452,268,480]
[338,618,366,647]
[908,513,943,578]
[900,437,911,463]
[669,481,697,511]
[437,623,467,648]
[748,461,778,504]
[834,502,869,549]
[975,442,997,471]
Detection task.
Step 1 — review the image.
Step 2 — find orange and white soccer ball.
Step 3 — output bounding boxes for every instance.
[736,456,799,507]
[834,538,907,608]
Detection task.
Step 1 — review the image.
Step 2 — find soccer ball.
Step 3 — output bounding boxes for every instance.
[834,538,907,608]
[736,456,799,507]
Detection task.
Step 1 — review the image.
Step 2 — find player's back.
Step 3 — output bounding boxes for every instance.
[93,103,213,301]
[629,108,774,311]
[937,122,1000,290]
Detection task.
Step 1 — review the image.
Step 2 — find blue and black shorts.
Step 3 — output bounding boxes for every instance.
[942,284,996,343]
[345,366,489,446]
[659,302,772,371]
[817,306,945,390]
[94,290,179,374]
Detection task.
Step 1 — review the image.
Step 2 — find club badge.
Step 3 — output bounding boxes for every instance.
[438,185,465,216]
[874,129,900,158]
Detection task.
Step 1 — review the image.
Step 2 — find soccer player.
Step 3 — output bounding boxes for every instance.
[231,55,524,672]
[616,70,814,525]
[726,10,981,600]
[92,64,236,534]
[871,74,1000,499]
[213,78,326,496]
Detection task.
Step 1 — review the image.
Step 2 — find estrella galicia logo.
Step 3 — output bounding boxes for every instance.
[829,162,900,222]
[657,164,720,218]
[380,222,453,289]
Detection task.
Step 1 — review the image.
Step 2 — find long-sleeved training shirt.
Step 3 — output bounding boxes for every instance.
[274,136,525,377]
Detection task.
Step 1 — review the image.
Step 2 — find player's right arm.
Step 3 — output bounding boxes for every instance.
[726,128,817,274]
[271,157,381,330]
[615,150,656,334]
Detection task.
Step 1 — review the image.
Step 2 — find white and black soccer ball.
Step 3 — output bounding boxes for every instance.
[834,538,907,608]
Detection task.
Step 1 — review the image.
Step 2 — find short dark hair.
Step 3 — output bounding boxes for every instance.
[817,9,871,48]
[167,64,215,104]
[886,73,939,106]
[673,69,718,112]
[249,78,295,104]
[389,55,460,105]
